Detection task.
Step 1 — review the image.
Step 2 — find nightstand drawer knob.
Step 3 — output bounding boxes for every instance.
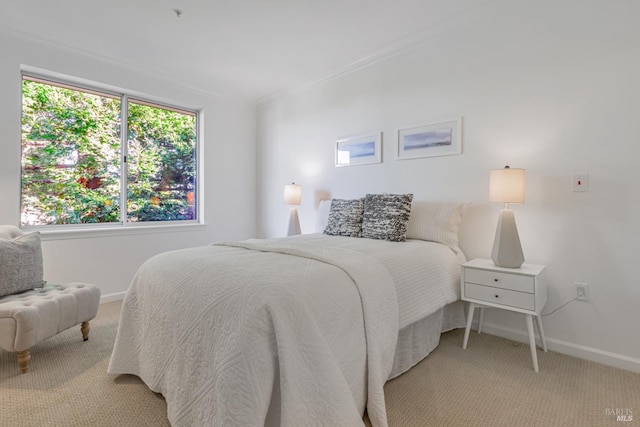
[495,294,499,298]
[494,278,498,282]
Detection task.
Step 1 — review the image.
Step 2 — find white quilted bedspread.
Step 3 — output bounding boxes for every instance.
[295,234,466,329]
[108,236,402,427]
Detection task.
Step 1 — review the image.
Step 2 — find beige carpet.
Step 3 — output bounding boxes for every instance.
[1,301,638,426]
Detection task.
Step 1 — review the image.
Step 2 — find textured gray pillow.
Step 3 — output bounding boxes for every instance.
[0,232,45,297]
[362,194,414,242]
[323,198,365,237]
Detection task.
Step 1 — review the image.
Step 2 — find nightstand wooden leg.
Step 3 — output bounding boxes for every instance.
[477,308,485,334]
[526,315,539,372]
[463,303,476,349]
[535,315,548,352]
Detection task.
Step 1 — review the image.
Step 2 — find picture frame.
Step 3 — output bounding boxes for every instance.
[335,131,382,167]
[396,118,462,160]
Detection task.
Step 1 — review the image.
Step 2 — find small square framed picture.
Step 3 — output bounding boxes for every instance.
[397,118,462,160]
[335,132,382,167]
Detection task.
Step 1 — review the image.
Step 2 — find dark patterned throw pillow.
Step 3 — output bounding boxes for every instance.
[323,198,365,237]
[361,194,414,242]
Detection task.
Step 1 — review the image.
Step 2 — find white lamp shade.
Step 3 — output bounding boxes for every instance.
[284,183,302,205]
[489,167,525,204]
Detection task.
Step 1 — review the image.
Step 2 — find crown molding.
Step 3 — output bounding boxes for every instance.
[255,30,427,108]
[0,26,254,107]
[255,0,497,108]
[2,0,500,110]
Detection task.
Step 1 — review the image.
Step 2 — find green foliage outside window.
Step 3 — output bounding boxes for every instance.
[127,102,197,222]
[21,78,197,226]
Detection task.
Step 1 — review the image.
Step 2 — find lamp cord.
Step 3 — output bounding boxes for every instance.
[541,297,578,317]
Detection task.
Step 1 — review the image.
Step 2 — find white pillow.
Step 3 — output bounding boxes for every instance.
[315,199,332,233]
[405,201,469,248]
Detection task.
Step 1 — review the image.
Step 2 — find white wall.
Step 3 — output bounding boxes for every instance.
[0,30,257,300]
[257,1,640,370]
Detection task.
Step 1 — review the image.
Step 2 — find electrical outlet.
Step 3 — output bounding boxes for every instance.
[575,282,589,301]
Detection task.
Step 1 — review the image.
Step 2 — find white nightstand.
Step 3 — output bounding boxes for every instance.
[461,258,548,372]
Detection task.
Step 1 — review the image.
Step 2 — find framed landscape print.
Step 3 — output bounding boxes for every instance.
[335,132,382,167]
[397,118,462,160]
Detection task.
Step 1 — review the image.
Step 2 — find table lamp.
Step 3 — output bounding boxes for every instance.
[489,166,525,268]
[284,182,302,236]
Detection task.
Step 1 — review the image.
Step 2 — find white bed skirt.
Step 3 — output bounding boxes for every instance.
[389,300,466,379]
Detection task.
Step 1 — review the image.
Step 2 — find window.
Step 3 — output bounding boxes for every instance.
[20,75,198,227]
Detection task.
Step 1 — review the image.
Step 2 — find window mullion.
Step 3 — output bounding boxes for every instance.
[120,95,129,224]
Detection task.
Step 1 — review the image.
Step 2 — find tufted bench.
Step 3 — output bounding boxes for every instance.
[0,282,100,373]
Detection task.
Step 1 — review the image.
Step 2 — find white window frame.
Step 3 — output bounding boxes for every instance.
[20,66,205,239]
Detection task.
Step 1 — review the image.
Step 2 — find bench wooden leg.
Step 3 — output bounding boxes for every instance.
[17,349,31,373]
[81,321,90,341]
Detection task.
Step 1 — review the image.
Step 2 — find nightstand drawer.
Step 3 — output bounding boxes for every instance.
[464,283,535,310]
[465,268,534,293]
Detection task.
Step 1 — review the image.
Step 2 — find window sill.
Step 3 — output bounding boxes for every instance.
[24,222,208,241]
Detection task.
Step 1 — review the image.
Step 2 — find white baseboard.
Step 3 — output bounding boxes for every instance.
[474,321,640,374]
[100,291,126,304]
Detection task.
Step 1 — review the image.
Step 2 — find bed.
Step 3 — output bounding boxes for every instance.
[108,199,468,427]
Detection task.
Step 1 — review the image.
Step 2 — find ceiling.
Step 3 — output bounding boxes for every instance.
[0,0,497,103]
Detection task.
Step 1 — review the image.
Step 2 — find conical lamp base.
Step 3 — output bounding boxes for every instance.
[491,208,524,268]
[287,207,301,236]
